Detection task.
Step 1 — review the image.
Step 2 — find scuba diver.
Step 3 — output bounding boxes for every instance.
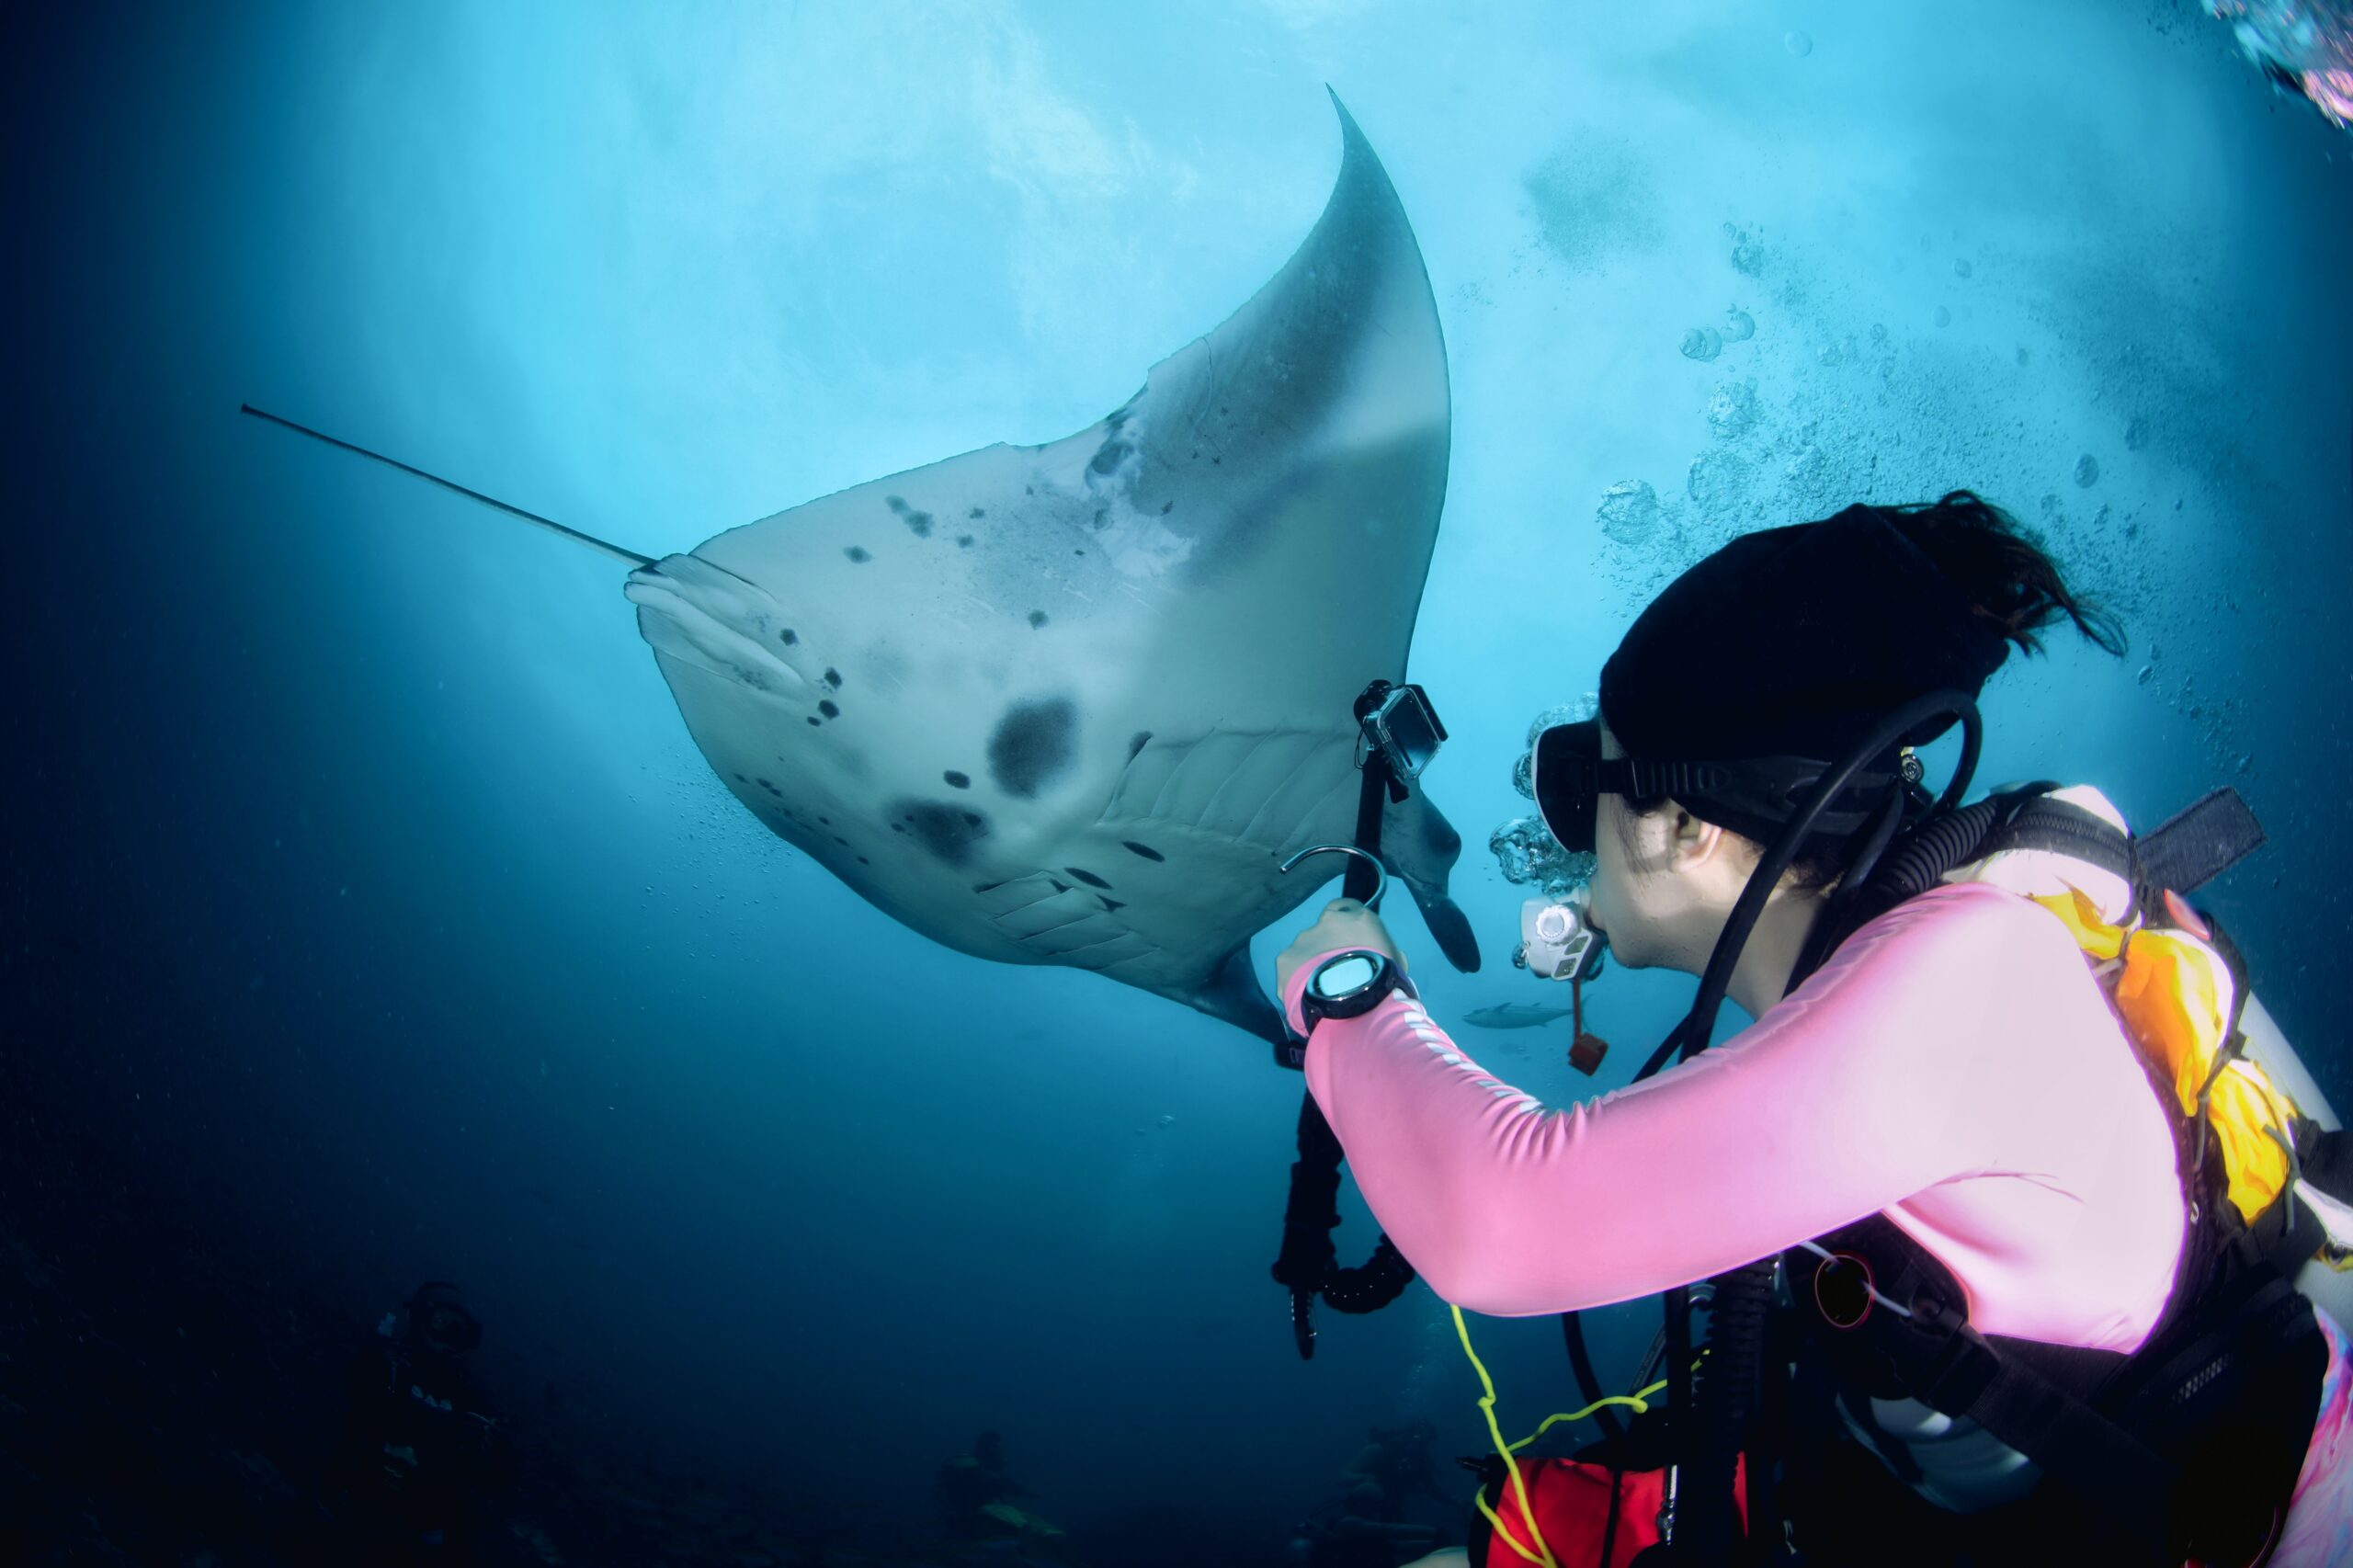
[1288,1482,1445,1566]
[1290,1421,1452,1566]
[1342,1418,1450,1518]
[1272,494,2353,1566]
[338,1280,517,1562]
[935,1430,1070,1558]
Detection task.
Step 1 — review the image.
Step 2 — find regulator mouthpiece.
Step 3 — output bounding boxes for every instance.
[1518,891,1605,983]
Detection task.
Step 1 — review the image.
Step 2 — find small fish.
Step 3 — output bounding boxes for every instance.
[1462,1003,1576,1030]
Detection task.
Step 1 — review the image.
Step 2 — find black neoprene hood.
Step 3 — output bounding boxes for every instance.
[1597,504,2011,843]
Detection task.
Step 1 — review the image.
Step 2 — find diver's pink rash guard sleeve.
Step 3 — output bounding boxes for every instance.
[1286,882,2185,1346]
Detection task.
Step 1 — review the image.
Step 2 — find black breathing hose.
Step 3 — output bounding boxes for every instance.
[1630,691,1983,1085]
[1634,690,1984,1563]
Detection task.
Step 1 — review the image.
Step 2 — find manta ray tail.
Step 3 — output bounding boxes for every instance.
[238,403,654,568]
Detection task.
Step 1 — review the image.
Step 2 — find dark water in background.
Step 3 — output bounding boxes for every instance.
[6,2,2350,1562]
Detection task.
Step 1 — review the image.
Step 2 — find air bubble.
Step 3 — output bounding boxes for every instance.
[1490,816,1595,898]
[1706,381,1759,438]
[1597,480,1663,546]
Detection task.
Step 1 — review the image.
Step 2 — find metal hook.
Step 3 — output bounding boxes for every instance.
[1278,844,1387,910]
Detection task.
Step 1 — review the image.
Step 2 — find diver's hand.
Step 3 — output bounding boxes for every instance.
[1275,899,1405,996]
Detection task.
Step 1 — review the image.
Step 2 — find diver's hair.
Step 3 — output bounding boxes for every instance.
[1611,490,2122,891]
[1879,490,2127,657]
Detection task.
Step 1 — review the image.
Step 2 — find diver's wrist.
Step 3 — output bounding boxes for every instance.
[1302,948,1416,1026]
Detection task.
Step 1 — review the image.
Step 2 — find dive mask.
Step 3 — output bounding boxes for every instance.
[1529,718,1908,855]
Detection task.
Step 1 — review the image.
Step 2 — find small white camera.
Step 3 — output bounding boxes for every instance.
[1518,892,1603,983]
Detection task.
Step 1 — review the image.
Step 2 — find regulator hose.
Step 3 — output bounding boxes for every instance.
[1642,690,1984,1563]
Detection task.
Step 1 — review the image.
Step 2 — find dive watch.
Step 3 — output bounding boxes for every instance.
[1302,949,1415,1028]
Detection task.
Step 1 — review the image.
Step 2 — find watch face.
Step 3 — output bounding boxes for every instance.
[1313,953,1381,998]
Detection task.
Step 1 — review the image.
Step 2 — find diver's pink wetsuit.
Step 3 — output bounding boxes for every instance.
[1283,881,2353,1562]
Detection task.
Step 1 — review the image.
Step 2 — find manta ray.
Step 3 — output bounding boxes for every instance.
[249,94,1476,1045]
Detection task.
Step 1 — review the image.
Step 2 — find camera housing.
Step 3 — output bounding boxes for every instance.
[1360,682,1446,782]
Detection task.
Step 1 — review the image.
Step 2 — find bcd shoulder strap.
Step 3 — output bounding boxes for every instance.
[2138,788,2268,896]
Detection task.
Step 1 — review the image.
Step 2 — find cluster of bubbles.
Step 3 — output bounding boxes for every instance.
[1605,169,2268,787]
[1606,208,2185,631]
[1680,228,1768,363]
[1682,302,1759,364]
[1490,699,1598,897]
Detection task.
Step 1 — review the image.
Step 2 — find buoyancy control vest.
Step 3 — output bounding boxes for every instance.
[1775,782,2349,1567]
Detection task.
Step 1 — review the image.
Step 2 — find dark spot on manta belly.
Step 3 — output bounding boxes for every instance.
[1088,431,1132,476]
[968,507,985,519]
[818,699,839,719]
[987,697,1077,799]
[1122,841,1164,861]
[823,668,842,688]
[885,495,934,538]
[779,629,798,645]
[1028,610,1048,629]
[943,771,970,789]
[1063,867,1110,890]
[807,717,821,727]
[956,535,974,548]
[756,778,781,796]
[891,801,992,867]
[844,546,871,563]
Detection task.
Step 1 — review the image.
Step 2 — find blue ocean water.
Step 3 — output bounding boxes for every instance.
[6,3,2349,1562]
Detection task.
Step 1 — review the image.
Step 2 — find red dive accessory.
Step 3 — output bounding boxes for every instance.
[1476,1455,1749,1568]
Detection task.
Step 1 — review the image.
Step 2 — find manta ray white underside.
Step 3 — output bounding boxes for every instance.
[622,97,1477,1042]
[251,94,1478,1045]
